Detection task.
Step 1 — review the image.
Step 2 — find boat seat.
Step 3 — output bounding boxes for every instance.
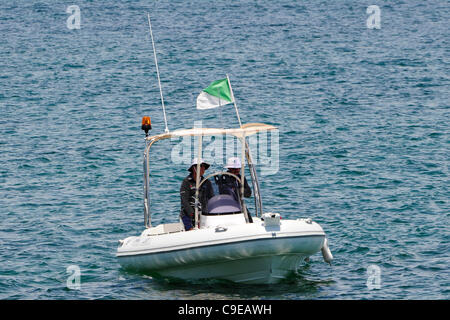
[163,222,185,233]
[145,222,185,236]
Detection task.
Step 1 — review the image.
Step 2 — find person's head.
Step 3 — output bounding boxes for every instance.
[225,157,242,176]
[189,158,210,177]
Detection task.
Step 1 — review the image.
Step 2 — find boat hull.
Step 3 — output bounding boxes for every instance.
[117,218,326,284]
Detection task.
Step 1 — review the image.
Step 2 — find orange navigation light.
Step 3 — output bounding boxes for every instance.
[141,116,152,136]
[142,116,151,126]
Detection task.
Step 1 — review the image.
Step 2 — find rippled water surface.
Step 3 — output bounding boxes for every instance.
[0,0,448,299]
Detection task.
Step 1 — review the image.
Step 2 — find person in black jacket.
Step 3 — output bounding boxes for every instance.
[179,158,214,231]
[220,157,252,199]
[215,157,253,222]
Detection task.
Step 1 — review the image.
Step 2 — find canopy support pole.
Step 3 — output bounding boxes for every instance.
[194,135,203,229]
[143,139,152,228]
[240,136,250,223]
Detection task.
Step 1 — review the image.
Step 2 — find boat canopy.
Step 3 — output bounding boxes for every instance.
[145,123,277,142]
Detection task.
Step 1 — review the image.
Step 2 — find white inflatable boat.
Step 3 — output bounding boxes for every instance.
[117,123,333,284]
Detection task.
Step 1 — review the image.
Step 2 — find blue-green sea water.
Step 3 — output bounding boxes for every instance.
[0,0,448,299]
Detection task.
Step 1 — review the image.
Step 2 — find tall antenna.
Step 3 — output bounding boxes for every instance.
[147,13,169,133]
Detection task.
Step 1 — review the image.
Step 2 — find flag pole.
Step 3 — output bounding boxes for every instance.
[218,87,224,128]
[147,13,169,133]
[226,74,242,128]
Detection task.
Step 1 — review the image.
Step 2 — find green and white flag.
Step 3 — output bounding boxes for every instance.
[196,78,234,110]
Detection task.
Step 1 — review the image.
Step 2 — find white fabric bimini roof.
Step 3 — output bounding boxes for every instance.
[145,123,277,142]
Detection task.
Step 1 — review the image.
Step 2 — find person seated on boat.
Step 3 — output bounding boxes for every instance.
[180,158,214,231]
[215,157,253,222]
